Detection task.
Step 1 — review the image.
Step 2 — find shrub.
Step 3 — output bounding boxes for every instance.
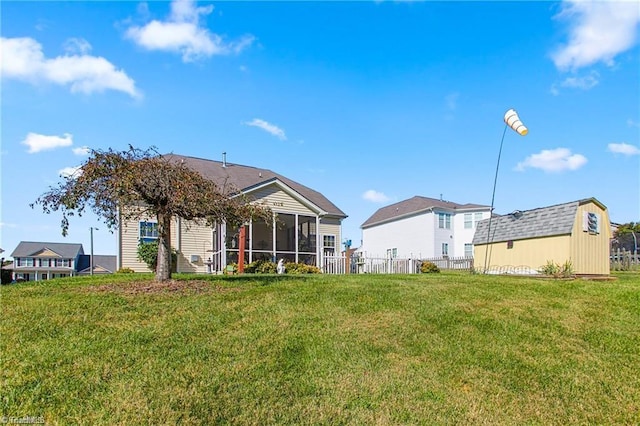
[284,262,321,274]
[117,267,135,274]
[539,260,574,278]
[245,260,277,274]
[136,241,177,272]
[420,261,440,274]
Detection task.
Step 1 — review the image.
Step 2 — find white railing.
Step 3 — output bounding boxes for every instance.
[321,253,422,275]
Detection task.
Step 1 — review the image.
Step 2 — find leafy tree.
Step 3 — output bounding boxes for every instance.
[32,146,271,282]
[613,222,640,252]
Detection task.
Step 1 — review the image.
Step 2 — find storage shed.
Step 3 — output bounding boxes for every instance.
[473,198,611,275]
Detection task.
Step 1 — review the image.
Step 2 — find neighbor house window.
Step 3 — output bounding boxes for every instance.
[24,258,34,267]
[474,212,483,224]
[438,213,451,229]
[464,213,473,229]
[323,235,336,255]
[464,243,473,257]
[442,243,449,256]
[139,221,159,243]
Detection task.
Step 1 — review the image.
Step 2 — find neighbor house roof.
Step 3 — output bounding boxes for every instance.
[472,198,606,245]
[11,241,84,259]
[361,196,489,228]
[77,255,117,274]
[165,154,346,218]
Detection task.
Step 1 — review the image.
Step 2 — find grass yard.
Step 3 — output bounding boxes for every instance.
[1,272,639,425]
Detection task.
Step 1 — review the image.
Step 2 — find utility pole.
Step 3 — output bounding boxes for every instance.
[90,227,98,276]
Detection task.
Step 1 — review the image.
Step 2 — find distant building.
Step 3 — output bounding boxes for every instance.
[473,198,611,275]
[360,196,491,259]
[10,241,116,281]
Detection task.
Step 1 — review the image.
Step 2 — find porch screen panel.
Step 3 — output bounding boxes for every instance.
[276,214,295,252]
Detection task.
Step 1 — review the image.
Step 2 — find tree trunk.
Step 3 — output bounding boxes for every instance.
[156,211,172,282]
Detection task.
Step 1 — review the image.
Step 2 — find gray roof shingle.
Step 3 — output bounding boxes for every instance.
[11,241,84,259]
[361,196,489,228]
[166,154,346,218]
[472,198,605,245]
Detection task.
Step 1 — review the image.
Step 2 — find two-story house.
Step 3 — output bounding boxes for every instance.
[360,196,491,259]
[11,242,84,281]
[10,241,117,281]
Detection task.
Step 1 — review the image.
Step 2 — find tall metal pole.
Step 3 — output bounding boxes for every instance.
[90,227,94,276]
[483,124,509,274]
[90,227,98,276]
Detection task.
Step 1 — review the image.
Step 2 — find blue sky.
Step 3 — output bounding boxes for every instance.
[1,0,639,258]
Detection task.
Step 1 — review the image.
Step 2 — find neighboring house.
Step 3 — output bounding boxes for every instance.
[11,241,81,281]
[77,255,118,275]
[118,154,348,273]
[473,198,611,275]
[360,196,491,259]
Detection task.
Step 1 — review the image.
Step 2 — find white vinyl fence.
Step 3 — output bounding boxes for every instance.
[321,252,473,275]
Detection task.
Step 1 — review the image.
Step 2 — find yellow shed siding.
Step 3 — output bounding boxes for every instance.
[570,202,611,275]
[476,235,571,272]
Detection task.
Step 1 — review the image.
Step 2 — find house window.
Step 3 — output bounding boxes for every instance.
[24,258,34,267]
[464,213,473,229]
[442,243,449,256]
[139,221,159,243]
[387,248,397,259]
[438,213,451,229]
[474,212,483,224]
[464,243,473,257]
[323,235,336,255]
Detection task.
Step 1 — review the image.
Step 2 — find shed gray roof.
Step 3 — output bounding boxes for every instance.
[361,196,489,228]
[472,198,606,245]
[11,241,84,258]
[165,154,346,218]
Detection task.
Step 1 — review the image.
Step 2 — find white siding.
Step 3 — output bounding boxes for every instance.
[453,210,490,257]
[361,212,435,259]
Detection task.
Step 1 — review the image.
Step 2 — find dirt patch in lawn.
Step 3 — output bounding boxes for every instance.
[84,280,242,295]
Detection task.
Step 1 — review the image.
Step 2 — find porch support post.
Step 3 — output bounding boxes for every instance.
[238,225,246,274]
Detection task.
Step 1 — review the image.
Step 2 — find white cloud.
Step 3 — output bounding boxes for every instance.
[21,132,73,153]
[244,118,287,140]
[628,119,640,128]
[63,37,92,55]
[0,37,140,98]
[125,0,254,62]
[445,92,459,111]
[608,142,640,156]
[516,148,588,173]
[552,0,640,71]
[550,70,600,95]
[58,166,83,178]
[0,222,18,229]
[72,146,91,156]
[362,190,390,203]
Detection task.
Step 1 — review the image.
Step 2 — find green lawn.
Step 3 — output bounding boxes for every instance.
[2,272,639,425]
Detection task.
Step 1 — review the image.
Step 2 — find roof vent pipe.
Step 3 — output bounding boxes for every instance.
[222,152,227,168]
[440,193,443,202]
